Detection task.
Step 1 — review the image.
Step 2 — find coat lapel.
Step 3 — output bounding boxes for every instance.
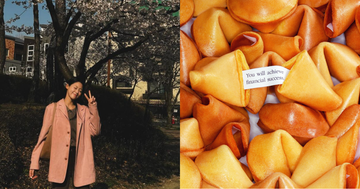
[57,99,69,119]
[58,99,85,149]
[76,104,85,148]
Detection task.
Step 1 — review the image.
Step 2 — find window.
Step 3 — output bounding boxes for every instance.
[9,66,16,72]
[26,67,32,73]
[116,81,132,88]
[15,54,22,61]
[26,67,33,77]
[44,43,49,55]
[149,81,164,94]
[27,45,34,61]
[115,77,132,88]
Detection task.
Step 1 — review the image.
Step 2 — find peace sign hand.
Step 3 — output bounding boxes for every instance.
[84,90,96,105]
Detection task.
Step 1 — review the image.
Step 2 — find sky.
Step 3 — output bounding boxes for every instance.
[4,1,51,38]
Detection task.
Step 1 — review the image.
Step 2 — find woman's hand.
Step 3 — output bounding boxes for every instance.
[29,169,38,180]
[84,90,96,105]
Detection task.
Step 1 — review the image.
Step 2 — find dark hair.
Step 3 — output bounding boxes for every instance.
[66,77,85,86]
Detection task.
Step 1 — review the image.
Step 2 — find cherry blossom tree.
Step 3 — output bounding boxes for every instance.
[43,0,179,85]
[135,24,180,126]
[45,0,179,125]
[6,0,180,124]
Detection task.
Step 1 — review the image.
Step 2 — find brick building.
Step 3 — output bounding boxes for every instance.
[2,35,24,75]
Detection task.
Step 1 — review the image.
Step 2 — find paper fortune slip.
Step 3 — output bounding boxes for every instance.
[242,66,290,89]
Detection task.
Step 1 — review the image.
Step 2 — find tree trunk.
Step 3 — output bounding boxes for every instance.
[0,0,5,74]
[54,51,65,102]
[144,94,151,121]
[128,79,137,102]
[46,47,54,92]
[55,42,72,81]
[163,60,177,128]
[164,82,173,128]
[28,1,41,103]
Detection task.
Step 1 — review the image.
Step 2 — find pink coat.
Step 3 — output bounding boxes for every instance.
[30,99,101,187]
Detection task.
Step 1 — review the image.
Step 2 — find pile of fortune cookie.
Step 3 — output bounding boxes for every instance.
[180,0,360,188]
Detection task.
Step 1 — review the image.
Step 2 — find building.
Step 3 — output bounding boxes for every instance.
[23,36,35,77]
[2,35,24,75]
[1,35,42,78]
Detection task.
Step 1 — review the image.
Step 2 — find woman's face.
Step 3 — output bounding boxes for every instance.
[66,82,83,100]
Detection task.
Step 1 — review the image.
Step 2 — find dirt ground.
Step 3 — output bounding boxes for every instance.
[145,175,180,189]
[145,126,180,189]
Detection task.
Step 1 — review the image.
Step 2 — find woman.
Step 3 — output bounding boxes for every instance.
[29,78,101,188]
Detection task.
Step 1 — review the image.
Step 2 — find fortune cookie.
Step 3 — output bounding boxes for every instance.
[247,130,303,182]
[180,118,205,159]
[305,163,359,188]
[258,102,330,145]
[193,0,227,17]
[192,8,252,57]
[180,30,201,86]
[231,31,264,64]
[298,0,329,11]
[324,0,360,38]
[180,82,201,119]
[326,104,360,165]
[195,145,253,188]
[193,95,248,146]
[308,42,360,84]
[291,136,337,187]
[201,180,218,188]
[258,32,303,60]
[249,172,302,189]
[245,52,286,114]
[354,158,360,177]
[240,163,254,182]
[180,0,195,27]
[227,0,297,33]
[190,50,250,107]
[207,121,250,159]
[277,50,342,111]
[345,22,360,55]
[193,57,218,71]
[245,51,285,114]
[325,78,360,126]
[180,153,202,189]
[271,5,329,51]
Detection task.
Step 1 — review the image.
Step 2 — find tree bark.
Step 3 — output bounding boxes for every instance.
[128,78,137,102]
[0,0,5,74]
[46,47,54,92]
[46,0,73,82]
[164,67,174,128]
[165,89,173,128]
[144,93,151,121]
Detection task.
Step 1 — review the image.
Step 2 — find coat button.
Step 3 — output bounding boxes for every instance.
[67,131,70,134]
[65,158,67,160]
[66,144,69,147]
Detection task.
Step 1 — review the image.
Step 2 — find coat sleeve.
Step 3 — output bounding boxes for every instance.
[87,103,101,136]
[30,103,54,170]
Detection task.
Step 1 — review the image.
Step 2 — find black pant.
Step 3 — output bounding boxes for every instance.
[52,147,90,189]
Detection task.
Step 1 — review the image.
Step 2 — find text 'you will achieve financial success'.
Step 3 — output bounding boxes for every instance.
[242,66,290,89]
